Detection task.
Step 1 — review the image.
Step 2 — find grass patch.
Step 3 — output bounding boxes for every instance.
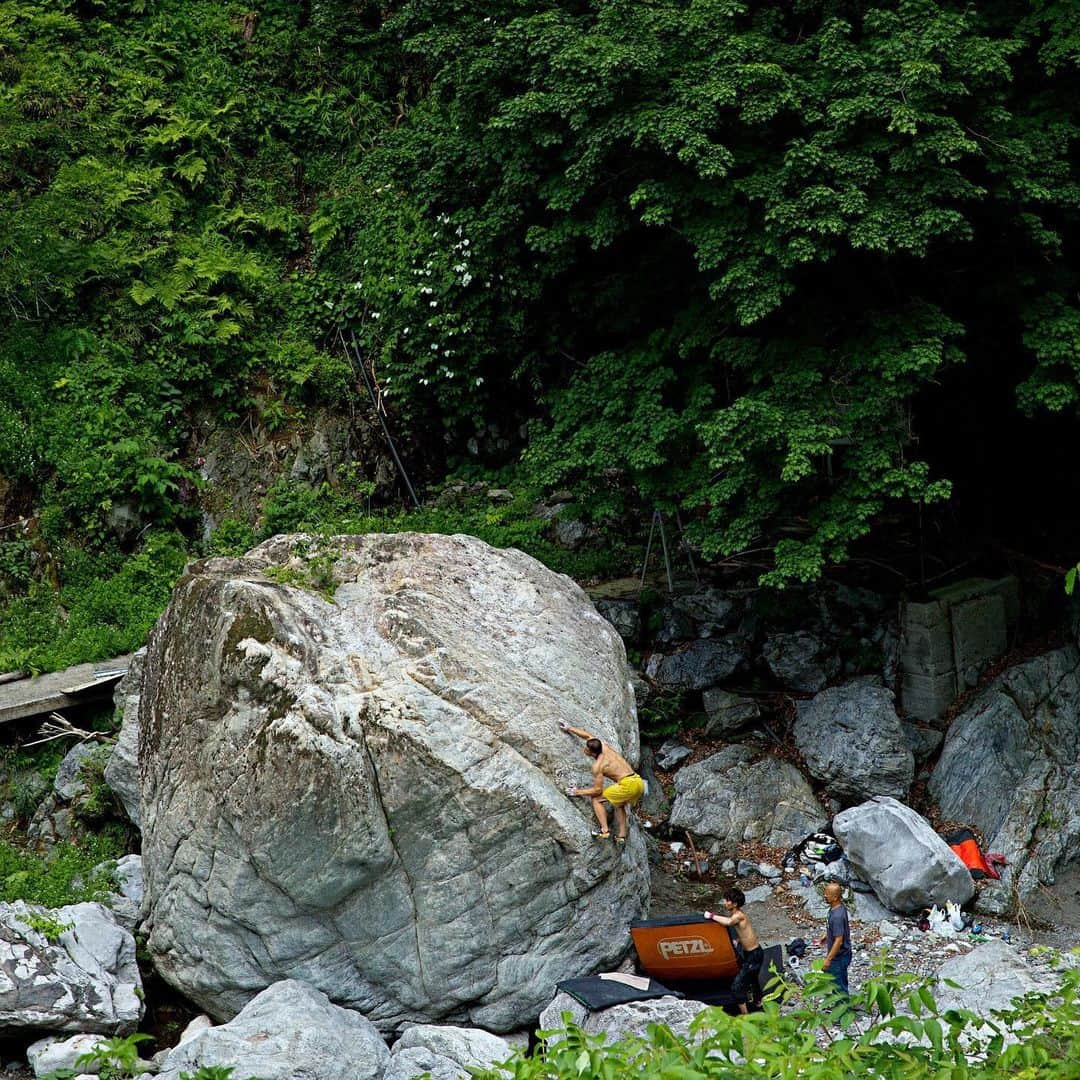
[0,829,126,907]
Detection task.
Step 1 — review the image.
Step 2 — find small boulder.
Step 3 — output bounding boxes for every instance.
[0,902,143,1036]
[53,744,107,802]
[154,980,390,1080]
[933,941,1050,1017]
[654,605,696,646]
[655,740,692,771]
[832,797,974,913]
[702,689,760,737]
[900,722,944,762]
[670,746,826,849]
[385,1024,512,1080]
[595,600,640,642]
[762,632,839,693]
[540,993,706,1044]
[26,1033,108,1077]
[672,589,735,626]
[794,681,914,802]
[645,638,747,691]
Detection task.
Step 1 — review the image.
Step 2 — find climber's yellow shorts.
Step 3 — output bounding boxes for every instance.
[603,774,645,807]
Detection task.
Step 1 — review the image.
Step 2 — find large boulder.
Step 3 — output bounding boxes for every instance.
[104,648,145,828]
[139,533,648,1032]
[928,646,1080,914]
[832,797,974,913]
[0,902,142,1036]
[794,680,914,802]
[384,1024,513,1080]
[154,980,389,1080]
[669,746,826,849]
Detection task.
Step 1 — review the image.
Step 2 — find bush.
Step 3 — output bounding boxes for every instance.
[0,531,188,673]
[0,831,125,907]
[475,959,1079,1079]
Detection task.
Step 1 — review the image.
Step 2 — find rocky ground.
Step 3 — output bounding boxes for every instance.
[645,831,1079,997]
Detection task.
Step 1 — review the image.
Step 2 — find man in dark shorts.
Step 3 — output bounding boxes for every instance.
[704,887,763,1014]
[822,882,852,995]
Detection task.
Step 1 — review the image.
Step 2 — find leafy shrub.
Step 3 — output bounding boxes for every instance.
[0,531,187,673]
[0,831,125,907]
[258,480,629,581]
[476,958,1079,1079]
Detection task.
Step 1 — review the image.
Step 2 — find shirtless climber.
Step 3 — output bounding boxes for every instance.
[559,722,645,843]
[704,888,763,1014]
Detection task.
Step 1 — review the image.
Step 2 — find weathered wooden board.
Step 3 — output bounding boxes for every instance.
[0,656,131,726]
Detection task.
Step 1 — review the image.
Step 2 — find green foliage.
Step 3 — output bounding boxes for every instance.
[0,830,124,906]
[16,909,74,942]
[0,530,187,673]
[257,480,629,581]
[2,0,1079,587]
[475,958,1080,1079]
[638,691,688,740]
[341,0,1080,583]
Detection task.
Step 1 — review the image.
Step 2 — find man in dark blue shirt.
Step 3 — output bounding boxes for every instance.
[822,882,852,995]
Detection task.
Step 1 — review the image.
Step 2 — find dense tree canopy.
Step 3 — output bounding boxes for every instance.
[1,0,1078,584]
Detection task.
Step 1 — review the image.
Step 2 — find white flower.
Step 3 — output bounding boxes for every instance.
[429,301,438,308]
[371,312,380,320]
[462,273,473,286]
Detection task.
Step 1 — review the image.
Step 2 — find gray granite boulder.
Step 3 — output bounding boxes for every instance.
[933,941,1050,1016]
[655,739,692,770]
[645,638,747,691]
[53,743,108,802]
[928,646,1080,915]
[104,648,145,829]
[595,600,640,642]
[0,902,142,1035]
[384,1024,513,1080]
[99,854,143,932]
[140,533,647,1033]
[636,748,670,818]
[669,746,826,848]
[832,797,974,913]
[794,680,914,802]
[672,589,735,626]
[540,992,707,1043]
[762,632,839,692]
[26,1033,108,1077]
[155,980,389,1080]
[702,689,760,737]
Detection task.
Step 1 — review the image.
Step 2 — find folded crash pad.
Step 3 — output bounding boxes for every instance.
[554,975,681,1011]
[630,915,740,981]
[945,828,998,880]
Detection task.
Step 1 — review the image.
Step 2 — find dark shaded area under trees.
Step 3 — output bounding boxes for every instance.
[1,0,1079,670]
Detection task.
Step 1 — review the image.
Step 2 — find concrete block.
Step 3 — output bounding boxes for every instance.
[899,618,955,677]
[987,576,1021,625]
[900,670,956,724]
[930,576,1020,625]
[902,599,949,629]
[951,593,1007,687]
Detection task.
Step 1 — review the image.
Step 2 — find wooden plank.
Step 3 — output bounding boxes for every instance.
[60,671,127,695]
[0,671,27,687]
[0,655,131,726]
